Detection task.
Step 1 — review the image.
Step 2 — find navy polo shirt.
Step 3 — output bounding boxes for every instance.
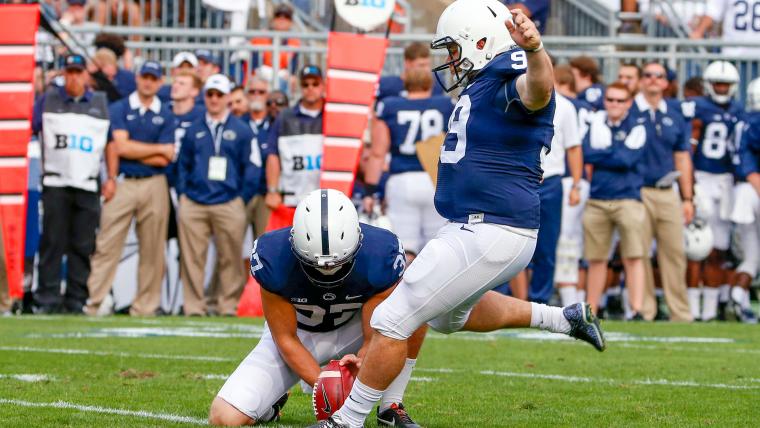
[632,94,691,187]
[178,112,257,205]
[109,92,176,177]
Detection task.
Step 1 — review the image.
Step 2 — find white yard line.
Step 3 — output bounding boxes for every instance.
[0,374,52,382]
[0,398,207,425]
[0,346,235,362]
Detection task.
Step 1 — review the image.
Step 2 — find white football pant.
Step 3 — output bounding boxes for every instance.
[384,171,446,254]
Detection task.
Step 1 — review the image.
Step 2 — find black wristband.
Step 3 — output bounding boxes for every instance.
[364,183,378,196]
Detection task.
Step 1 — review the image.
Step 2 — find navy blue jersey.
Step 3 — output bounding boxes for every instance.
[578,83,605,112]
[737,112,760,180]
[434,50,555,229]
[376,75,444,102]
[682,96,744,174]
[252,224,406,333]
[376,95,454,174]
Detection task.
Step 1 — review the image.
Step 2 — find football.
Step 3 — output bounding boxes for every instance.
[312,360,356,420]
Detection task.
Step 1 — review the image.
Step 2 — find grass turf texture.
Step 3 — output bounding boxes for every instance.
[0,316,758,427]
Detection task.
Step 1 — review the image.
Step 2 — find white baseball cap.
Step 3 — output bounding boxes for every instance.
[172,51,198,68]
[204,74,232,95]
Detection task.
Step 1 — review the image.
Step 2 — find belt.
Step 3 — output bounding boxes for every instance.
[123,174,154,180]
[643,184,672,190]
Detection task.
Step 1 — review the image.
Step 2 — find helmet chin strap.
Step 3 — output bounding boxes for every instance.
[316,265,342,275]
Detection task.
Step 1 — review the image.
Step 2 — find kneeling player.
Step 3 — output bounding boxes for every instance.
[209,189,424,427]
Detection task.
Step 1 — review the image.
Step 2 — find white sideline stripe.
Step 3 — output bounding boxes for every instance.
[327,69,378,82]
[410,376,435,382]
[202,374,228,380]
[0,83,32,92]
[324,137,362,148]
[0,374,52,382]
[321,171,354,182]
[0,346,235,362]
[325,103,369,115]
[0,157,26,167]
[0,46,35,55]
[0,119,29,130]
[0,398,207,425]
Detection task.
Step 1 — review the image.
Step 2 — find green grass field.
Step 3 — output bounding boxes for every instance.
[0,315,758,427]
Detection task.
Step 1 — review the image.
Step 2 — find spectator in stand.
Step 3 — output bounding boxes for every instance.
[264,65,325,229]
[94,32,134,71]
[250,4,300,91]
[691,0,760,61]
[501,0,550,34]
[177,74,257,316]
[88,48,134,101]
[229,85,249,117]
[582,82,648,319]
[377,42,443,103]
[683,76,704,98]
[618,62,641,96]
[632,61,694,322]
[244,76,273,239]
[267,90,289,118]
[31,54,112,314]
[90,0,141,28]
[85,61,175,317]
[570,56,605,111]
[196,49,222,83]
[57,0,98,57]
[158,51,199,102]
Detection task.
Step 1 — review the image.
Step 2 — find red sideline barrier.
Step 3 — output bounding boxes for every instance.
[236,276,264,317]
[0,4,38,299]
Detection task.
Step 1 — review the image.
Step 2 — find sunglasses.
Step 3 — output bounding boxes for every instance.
[267,99,287,106]
[605,97,629,104]
[643,71,665,79]
[248,89,267,95]
[205,91,225,99]
[301,81,321,88]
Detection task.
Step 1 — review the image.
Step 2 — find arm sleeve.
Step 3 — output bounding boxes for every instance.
[675,113,692,152]
[739,122,760,178]
[265,116,282,157]
[109,102,127,131]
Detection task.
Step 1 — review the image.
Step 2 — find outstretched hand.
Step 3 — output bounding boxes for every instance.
[339,354,361,377]
[505,9,541,51]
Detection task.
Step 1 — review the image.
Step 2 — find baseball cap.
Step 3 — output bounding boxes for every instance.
[299,65,322,80]
[139,60,163,78]
[273,4,293,19]
[172,51,198,68]
[67,0,87,6]
[195,49,221,66]
[63,54,86,71]
[204,74,232,95]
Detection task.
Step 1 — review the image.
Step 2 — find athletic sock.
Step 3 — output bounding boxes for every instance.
[380,358,416,412]
[258,406,276,422]
[558,287,577,307]
[607,285,622,297]
[333,379,383,428]
[687,288,702,319]
[530,302,571,334]
[719,284,730,303]
[577,290,587,303]
[731,286,749,310]
[702,287,720,320]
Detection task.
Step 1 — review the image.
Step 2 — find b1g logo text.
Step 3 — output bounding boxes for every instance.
[292,154,322,171]
[53,133,95,153]
[344,0,386,8]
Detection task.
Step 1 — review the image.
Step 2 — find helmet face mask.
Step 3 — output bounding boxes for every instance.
[431,37,474,93]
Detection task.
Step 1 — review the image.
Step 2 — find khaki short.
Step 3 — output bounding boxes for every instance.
[583,198,646,260]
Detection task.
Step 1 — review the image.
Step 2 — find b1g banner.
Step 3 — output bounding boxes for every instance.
[0,5,38,299]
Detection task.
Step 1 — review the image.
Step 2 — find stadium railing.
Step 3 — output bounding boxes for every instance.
[44,27,760,97]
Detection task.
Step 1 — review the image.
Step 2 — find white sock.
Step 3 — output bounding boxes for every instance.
[607,285,622,296]
[731,286,749,310]
[530,302,571,334]
[334,378,383,428]
[577,290,587,303]
[687,288,702,319]
[558,287,577,307]
[719,284,730,303]
[380,358,416,411]
[622,287,633,319]
[702,288,720,320]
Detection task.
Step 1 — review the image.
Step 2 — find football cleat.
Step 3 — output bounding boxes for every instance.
[731,300,759,324]
[260,393,289,423]
[563,303,606,352]
[307,414,350,428]
[377,403,420,427]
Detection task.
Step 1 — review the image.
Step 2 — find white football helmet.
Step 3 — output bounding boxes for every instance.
[358,204,393,232]
[684,220,714,261]
[431,0,515,92]
[747,77,760,112]
[703,61,740,105]
[290,189,362,277]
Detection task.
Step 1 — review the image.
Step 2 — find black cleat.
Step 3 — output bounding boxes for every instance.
[563,303,607,352]
[377,403,420,427]
[260,393,289,423]
[307,414,350,428]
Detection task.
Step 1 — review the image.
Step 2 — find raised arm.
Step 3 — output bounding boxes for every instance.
[508,9,553,111]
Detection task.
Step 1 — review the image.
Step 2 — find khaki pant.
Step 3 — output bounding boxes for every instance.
[245,194,272,239]
[179,196,246,316]
[640,187,692,321]
[583,199,647,260]
[0,226,10,312]
[86,175,169,316]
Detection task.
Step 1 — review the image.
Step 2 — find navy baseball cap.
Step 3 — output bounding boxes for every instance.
[139,60,163,78]
[68,0,87,6]
[63,54,86,71]
[195,49,221,66]
[299,65,322,80]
